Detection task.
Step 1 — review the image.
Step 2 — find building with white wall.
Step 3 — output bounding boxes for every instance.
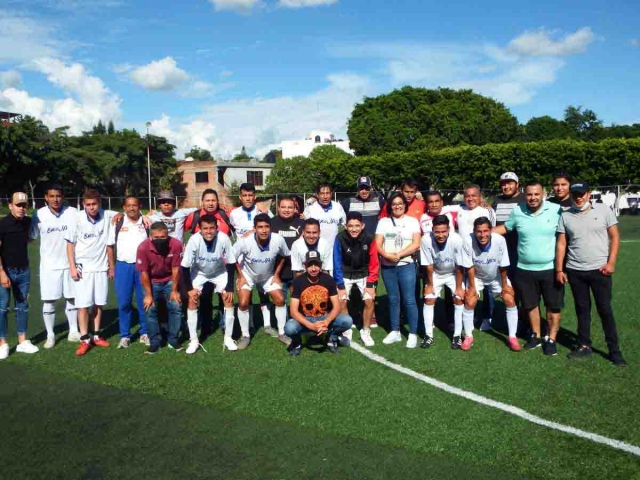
[281,130,353,159]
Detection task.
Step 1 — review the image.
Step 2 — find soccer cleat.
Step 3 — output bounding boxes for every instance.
[236,336,251,350]
[420,335,434,349]
[524,335,542,350]
[451,336,462,350]
[44,336,56,349]
[461,336,474,351]
[186,340,201,355]
[76,341,92,357]
[325,339,340,354]
[168,342,184,352]
[117,337,131,349]
[610,351,627,367]
[144,346,159,355]
[567,345,593,360]
[139,334,150,346]
[16,340,39,354]
[338,335,351,348]
[92,336,110,348]
[508,337,521,352]
[406,333,418,349]
[278,334,292,347]
[479,318,492,332]
[263,326,279,338]
[382,331,402,345]
[223,337,238,351]
[0,343,9,360]
[67,332,81,342]
[543,339,558,356]
[360,329,375,347]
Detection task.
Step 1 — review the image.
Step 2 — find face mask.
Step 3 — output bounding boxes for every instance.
[572,199,590,211]
[152,238,169,252]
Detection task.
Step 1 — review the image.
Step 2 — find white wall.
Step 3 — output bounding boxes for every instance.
[221,166,273,190]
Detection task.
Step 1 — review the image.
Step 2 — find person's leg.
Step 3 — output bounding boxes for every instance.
[590,271,621,355]
[9,269,30,344]
[462,282,479,341]
[0,283,9,347]
[146,282,162,350]
[567,269,592,348]
[284,318,307,352]
[163,281,182,347]
[381,266,400,332]
[63,269,79,338]
[329,312,353,341]
[133,268,147,337]
[237,287,252,339]
[398,264,419,346]
[481,288,494,330]
[43,301,56,340]
[186,288,200,343]
[115,261,134,339]
[268,286,287,336]
[540,270,563,342]
[198,283,214,336]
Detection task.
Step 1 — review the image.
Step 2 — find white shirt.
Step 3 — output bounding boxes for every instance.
[31,205,78,271]
[419,205,458,233]
[107,215,148,264]
[455,205,496,239]
[229,205,273,237]
[232,233,290,283]
[181,232,236,280]
[149,207,197,242]
[375,215,421,266]
[420,232,463,276]
[459,233,509,282]
[64,210,116,273]
[303,201,346,245]
[290,237,333,272]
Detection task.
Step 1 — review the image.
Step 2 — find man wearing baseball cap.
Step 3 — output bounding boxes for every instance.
[556,181,626,366]
[341,176,384,236]
[149,189,197,243]
[285,250,353,356]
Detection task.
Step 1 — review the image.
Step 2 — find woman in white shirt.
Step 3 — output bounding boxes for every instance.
[375,192,422,348]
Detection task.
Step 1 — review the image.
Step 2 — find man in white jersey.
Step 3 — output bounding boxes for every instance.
[149,190,197,243]
[229,182,272,237]
[419,191,458,233]
[302,183,346,257]
[290,218,333,276]
[65,189,116,356]
[233,214,290,349]
[30,184,80,347]
[182,214,236,354]
[459,217,519,352]
[420,215,465,349]
[455,184,496,239]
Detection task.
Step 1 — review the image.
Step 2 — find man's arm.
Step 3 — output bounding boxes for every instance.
[140,271,154,311]
[454,266,465,299]
[601,225,620,276]
[465,266,477,299]
[66,241,81,281]
[169,266,181,304]
[0,239,9,288]
[493,224,508,236]
[324,293,343,324]
[555,232,568,284]
[272,256,285,285]
[107,245,115,280]
[499,268,514,296]
[424,265,435,297]
[333,240,345,289]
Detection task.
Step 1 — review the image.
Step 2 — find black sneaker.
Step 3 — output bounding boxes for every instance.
[609,351,627,367]
[337,336,351,348]
[451,336,462,350]
[144,346,159,355]
[420,335,434,349]
[325,339,341,354]
[543,339,558,356]
[288,346,302,357]
[567,345,593,360]
[168,342,184,352]
[524,335,542,350]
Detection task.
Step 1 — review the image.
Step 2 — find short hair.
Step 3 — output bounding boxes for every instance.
[198,214,218,227]
[240,182,256,193]
[432,215,450,227]
[253,213,271,227]
[386,191,408,216]
[278,195,296,206]
[44,183,63,196]
[524,181,543,190]
[464,184,481,195]
[425,190,443,201]
[150,221,168,233]
[346,211,363,223]
[553,172,572,183]
[83,189,101,202]
[473,216,492,229]
[122,195,139,206]
[315,182,332,194]
[201,189,218,200]
[401,179,418,190]
[303,218,320,229]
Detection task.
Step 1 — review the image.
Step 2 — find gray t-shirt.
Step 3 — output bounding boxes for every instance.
[557,204,617,271]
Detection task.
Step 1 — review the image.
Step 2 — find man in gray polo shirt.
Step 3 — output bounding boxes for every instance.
[555,181,626,366]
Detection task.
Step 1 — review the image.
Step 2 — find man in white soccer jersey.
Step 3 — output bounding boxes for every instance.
[65,189,116,356]
[30,183,80,348]
[229,182,271,237]
[182,214,236,354]
[458,217,519,352]
[420,215,465,349]
[149,189,197,243]
[290,218,333,277]
[302,182,346,254]
[233,214,290,349]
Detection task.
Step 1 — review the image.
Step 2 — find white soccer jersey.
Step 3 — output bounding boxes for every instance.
[31,205,78,271]
[181,232,236,280]
[232,233,290,283]
[460,233,510,282]
[455,205,496,239]
[303,201,346,245]
[290,237,333,272]
[229,205,273,237]
[107,215,148,264]
[64,210,116,273]
[149,207,197,242]
[420,232,463,276]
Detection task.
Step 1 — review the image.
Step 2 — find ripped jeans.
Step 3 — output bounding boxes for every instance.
[0,268,30,339]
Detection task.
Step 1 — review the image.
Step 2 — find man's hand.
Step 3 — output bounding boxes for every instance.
[454,287,466,300]
[141,215,151,229]
[236,275,248,291]
[423,284,435,297]
[338,288,347,301]
[108,266,115,281]
[600,262,615,276]
[221,291,234,305]
[111,213,123,225]
[0,271,10,288]
[70,267,81,281]
[143,294,154,312]
[188,289,201,303]
[313,321,328,335]
[242,230,254,238]
[555,272,568,285]
[169,290,181,305]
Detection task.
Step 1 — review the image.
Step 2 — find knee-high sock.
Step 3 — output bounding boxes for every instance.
[224,307,235,339]
[506,306,518,338]
[423,304,435,337]
[65,301,78,333]
[261,304,271,328]
[43,303,56,337]
[187,309,198,341]
[238,309,250,337]
[462,309,475,337]
[453,304,464,337]
[275,305,286,335]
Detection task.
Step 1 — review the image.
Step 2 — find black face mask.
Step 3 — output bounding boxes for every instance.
[152,238,169,253]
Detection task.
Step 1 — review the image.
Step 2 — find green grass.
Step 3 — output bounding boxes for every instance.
[1,217,640,479]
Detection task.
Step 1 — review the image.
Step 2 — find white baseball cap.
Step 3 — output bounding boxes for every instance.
[500,172,519,183]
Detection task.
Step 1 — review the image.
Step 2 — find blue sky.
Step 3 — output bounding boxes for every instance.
[1,0,639,158]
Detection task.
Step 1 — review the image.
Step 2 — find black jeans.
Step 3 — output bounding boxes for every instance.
[566,269,620,354]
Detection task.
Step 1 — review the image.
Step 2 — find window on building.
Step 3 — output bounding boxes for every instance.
[315,135,321,143]
[247,171,263,187]
[195,171,209,184]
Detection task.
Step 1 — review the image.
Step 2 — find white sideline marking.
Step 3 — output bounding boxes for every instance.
[350,343,640,457]
[620,240,640,243]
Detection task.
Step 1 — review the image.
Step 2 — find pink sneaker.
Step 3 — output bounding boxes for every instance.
[508,337,521,352]
[461,336,474,351]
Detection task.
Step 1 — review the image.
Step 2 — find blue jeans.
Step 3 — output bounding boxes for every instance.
[146,281,182,349]
[381,263,419,334]
[115,261,147,338]
[282,280,292,321]
[284,313,353,343]
[0,268,30,339]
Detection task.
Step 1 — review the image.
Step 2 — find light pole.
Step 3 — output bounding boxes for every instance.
[145,121,152,210]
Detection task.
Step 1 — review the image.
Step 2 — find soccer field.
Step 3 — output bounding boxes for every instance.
[1,218,640,479]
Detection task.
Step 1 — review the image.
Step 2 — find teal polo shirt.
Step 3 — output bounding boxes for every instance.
[504,200,562,271]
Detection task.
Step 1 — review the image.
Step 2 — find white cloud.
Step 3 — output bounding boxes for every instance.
[278,0,338,8]
[0,10,61,64]
[130,57,189,91]
[0,70,21,88]
[507,27,594,57]
[208,0,262,13]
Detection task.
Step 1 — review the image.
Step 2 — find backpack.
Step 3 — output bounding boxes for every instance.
[190,209,234,235]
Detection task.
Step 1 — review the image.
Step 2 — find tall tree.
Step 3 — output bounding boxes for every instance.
[107,120,115,135]
[564,105,604,140]
[186,146,213,161]
[523,116,575,141]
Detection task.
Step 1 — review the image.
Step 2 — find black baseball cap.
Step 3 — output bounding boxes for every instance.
[357,176,372,188]
[570,182,590,194]
[305,250,323,266]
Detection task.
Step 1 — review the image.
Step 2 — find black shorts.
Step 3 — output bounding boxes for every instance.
[514,268,564,311]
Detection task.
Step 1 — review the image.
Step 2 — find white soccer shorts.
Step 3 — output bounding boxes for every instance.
[74,271,109,308]
[340,277,374,301]
[40,268,75,301]
[240,275,282,294]
[467,276,511,298]
[425,273,457,299]
[192,272,228,294]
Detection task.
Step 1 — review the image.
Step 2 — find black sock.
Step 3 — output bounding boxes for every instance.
[80,334,90,341]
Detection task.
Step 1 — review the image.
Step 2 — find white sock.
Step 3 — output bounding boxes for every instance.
[506,306,518,338]
[261,304,271,328]
[275,305,286,335]
[453,304,464,337]
[65,301,78,333]
[224,307,235,339]
[462,309,475,338]
[187,309,198,341]
[43,303,56,337]
[423,304,434,337]
[238,309,250,337]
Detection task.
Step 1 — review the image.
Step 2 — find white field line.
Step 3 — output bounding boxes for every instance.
[620,240,640,243]
[350,342,640,457]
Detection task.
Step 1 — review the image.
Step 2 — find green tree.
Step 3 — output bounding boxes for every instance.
[232,146,251,162]
[186,146,213,161]
[564,105,604,140]
[523,116,575,141]
[107,120,115,135]
[92,120,107,135]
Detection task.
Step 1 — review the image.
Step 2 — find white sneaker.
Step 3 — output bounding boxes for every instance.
[223,337,238,351]
[0,343,9,360]
[67,332,81,342]
[139,334,150,346]
[117,337,131,349]
[406,333,418,349]
[16,340,39,354]
[342,329,353,341]
[44,335,56,349]
[186,340,200,355]
[480,318,492,332]
[382,331,402,345]
[360,329,375,347]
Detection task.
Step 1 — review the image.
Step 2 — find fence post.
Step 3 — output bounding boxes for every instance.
[108,197,111,210]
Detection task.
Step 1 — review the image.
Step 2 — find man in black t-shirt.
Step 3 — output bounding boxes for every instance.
[271,196,303,286]
[548,172,573,211]
[285,251,353,356]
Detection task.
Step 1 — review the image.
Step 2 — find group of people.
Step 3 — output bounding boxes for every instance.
[0,172,626,365]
